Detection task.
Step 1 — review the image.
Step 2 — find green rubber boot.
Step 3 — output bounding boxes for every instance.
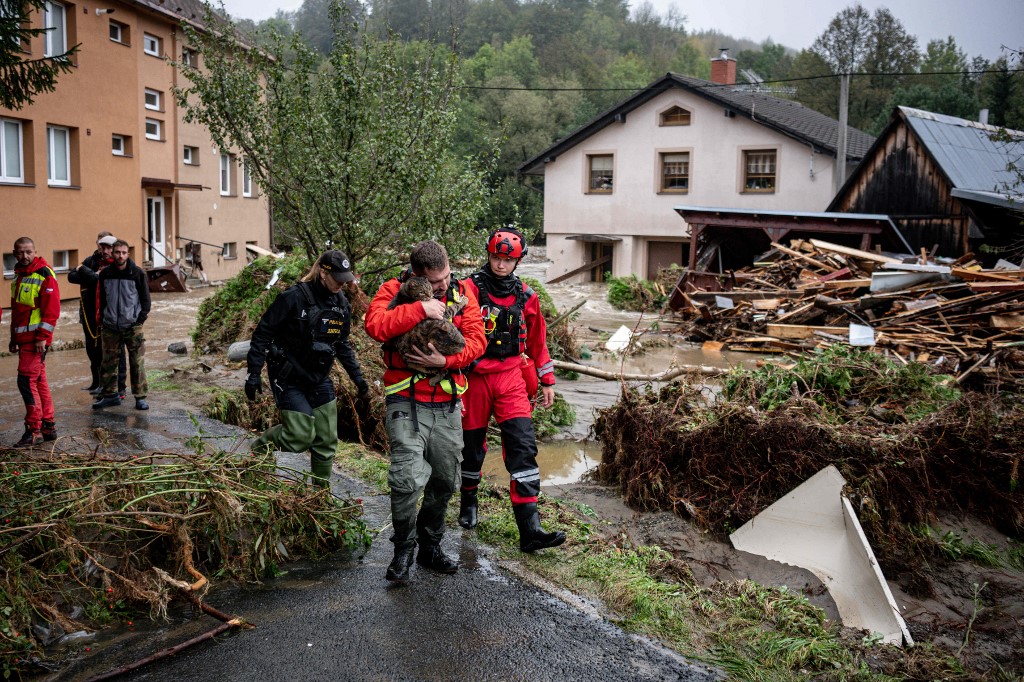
[309,401,339,488]
[252,410,315,455]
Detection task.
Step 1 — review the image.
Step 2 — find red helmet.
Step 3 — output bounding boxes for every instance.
[486,228,528,259]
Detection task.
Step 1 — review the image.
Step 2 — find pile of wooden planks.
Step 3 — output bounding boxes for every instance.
[668,239,1024,384]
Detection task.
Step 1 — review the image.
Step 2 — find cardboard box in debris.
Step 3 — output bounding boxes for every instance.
[667,239,1024,383]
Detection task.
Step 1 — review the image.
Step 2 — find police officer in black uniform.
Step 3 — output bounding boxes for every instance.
[245,250,369,487]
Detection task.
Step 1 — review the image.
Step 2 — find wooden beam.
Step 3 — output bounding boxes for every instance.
[808,239,903,264]
[766,324,849,339]
[547,255,611,285]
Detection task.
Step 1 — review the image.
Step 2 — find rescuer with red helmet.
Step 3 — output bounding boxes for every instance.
[458,227,565,552]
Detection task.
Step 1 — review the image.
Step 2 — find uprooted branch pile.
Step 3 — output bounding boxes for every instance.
[669,238,1024,388]
[0,449,368,672]
[593,346,1023,577]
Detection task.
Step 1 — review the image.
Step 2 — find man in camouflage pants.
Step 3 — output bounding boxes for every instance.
[93,240,151,411]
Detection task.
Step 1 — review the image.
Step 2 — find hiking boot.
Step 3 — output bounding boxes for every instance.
[385,545,415,584]
[15,429,43,447]
[82,381,99,392]
[416,544,458,574]
[135,398,150,411]
[92,394,122,409]
[41,421,57,442]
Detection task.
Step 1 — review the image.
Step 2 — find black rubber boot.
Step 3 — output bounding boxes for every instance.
[41,420,57,442]
[458,489,478,529]
[514,503,566,553]
[15,429,42,447]
[385,544,415,583]
[416,544,458,574]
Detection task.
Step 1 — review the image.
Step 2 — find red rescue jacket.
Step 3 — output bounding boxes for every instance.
[461,276,556,387]
[10,256,60,345]
[365,276,486,402]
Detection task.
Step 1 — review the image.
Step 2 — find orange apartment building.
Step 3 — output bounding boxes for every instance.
[0,0,271,307]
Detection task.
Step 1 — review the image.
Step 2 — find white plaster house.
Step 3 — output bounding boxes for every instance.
[519,59,875,283]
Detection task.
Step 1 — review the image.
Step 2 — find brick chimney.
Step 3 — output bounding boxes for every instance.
[710,48,736,86]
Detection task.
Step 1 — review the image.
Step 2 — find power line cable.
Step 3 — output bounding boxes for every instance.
[461,67,1024,92]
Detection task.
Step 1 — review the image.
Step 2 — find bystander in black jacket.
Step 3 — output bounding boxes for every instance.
[98,258,151,331]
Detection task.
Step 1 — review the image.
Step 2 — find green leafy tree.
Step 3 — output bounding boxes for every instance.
[0,0,79,110]
[804,3,920,133]
[175,2,496,278]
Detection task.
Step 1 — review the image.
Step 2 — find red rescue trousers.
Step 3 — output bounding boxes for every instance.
[460,366,541,505]
[18,347,54,430]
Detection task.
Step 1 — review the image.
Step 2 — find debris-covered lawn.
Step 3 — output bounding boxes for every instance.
[591,344,1024,677]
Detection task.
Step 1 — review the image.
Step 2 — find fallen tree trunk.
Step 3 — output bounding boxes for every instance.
[552,359,728,381]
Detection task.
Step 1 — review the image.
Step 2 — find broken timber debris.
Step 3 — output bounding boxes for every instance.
[668,238,1024,387]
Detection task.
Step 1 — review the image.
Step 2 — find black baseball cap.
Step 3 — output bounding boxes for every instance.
[319,250,356,283]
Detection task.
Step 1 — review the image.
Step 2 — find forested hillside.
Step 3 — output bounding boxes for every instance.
[230,0,1023,236]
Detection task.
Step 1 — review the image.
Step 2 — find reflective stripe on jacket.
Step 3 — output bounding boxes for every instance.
[11,257,60,344]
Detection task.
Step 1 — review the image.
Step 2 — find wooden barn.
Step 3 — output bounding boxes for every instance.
[828,107,1024,265]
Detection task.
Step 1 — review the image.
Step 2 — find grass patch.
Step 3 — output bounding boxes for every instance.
[334,443,390,492]
[460,492,971,681]
[146,368,177,392]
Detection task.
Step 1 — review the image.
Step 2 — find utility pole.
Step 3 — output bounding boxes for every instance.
[834,73,850,194]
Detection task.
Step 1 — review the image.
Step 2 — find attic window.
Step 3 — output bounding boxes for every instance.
[660,106,691,126]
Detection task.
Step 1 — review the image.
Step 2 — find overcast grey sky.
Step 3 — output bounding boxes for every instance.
[218,0,1022,62]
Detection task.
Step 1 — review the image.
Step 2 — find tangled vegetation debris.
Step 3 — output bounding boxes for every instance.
[0,447,367,673]
[606,274,668,312]
[593,346,1023,573]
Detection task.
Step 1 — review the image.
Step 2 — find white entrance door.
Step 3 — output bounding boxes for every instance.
[147,196,166,266]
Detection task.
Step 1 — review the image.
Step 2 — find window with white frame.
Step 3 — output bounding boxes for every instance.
[242,158,252,197]
[660,152,690,192]
[2,3,21,50]
[222,242,237,259]
[144,88,162,111]
[1,118,24,183]
[3,253,17,278]
[145,118,161,141]
[183,145,197,165]
[743,150,777,193]
[143,33,160,57]
[219,152,232,195]
[51,249,74,272]
[112,134,125,156]
[587,154,613,193]
[109,20,124,43]
[47,125,70,186]
[181,48,197,67]
[43,1,66,58]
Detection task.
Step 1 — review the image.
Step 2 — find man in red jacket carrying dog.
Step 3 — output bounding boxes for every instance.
[9,237,60,447]
[365,240,486,584]
[458,227,565,553]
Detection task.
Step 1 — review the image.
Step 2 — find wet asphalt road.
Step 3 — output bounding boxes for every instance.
[1,297,720,682]
[88,471,719,682]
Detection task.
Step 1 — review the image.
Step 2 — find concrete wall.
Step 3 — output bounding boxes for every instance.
[542,89,837,282]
